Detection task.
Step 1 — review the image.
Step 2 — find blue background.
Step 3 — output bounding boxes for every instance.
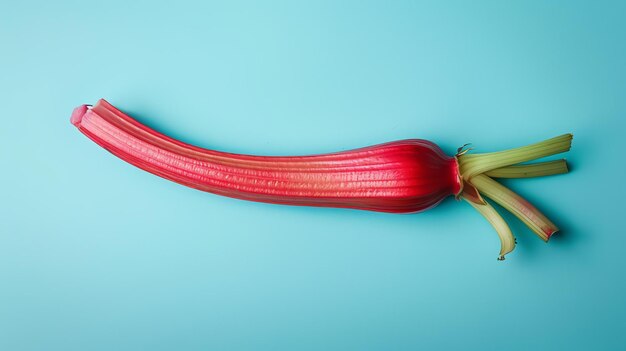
[1,1,625,350]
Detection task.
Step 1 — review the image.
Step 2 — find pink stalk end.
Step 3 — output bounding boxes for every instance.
[70,105,89,126]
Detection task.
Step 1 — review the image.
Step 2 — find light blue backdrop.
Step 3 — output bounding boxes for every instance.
[1,1,624,350]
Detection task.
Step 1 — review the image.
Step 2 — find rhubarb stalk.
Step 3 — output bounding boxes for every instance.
[71,99,573,260]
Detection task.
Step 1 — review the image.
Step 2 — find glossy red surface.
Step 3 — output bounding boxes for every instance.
[71,99,462,213]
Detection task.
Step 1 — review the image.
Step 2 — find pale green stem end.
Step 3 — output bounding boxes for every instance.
[463,197,516,260]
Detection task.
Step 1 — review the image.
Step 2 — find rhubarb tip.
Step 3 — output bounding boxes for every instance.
[545,229,558,242]
[70,104,90,127]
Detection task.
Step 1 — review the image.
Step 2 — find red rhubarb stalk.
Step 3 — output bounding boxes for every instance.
[71,99,573,260]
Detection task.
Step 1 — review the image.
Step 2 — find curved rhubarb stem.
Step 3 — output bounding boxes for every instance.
[463,197,515,260]
[70,99,574,260]
[470,174,558,241]
[71,99,462,213]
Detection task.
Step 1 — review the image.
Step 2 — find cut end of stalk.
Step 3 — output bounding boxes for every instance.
[544,228,558,242]
[70,104,90,126]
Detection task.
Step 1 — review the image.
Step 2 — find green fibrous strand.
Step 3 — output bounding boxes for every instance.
[485,159,568,178]
[459,134,572,180]
[457,134,573,260]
